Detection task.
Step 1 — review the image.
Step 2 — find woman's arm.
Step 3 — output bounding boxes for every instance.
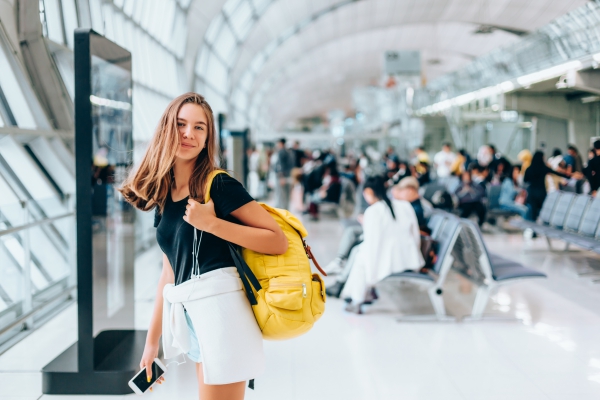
[546,165,571,179]
[184,199,288,255]
[140,254,174,380]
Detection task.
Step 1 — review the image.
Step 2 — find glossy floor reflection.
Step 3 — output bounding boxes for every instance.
[2,216,600,400]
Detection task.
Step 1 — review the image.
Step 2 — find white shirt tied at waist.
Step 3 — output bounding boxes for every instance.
[162,267,264,385]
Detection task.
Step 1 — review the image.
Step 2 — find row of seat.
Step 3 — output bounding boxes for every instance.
[382,211,546,321]
[511,191,600,252]
[421,180,522,221]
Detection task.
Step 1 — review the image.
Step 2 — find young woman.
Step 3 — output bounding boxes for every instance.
[340,176,424,313]
[524,151,578,221]
[454,170,487,227]
[119,93,288,400]
[499,165,528,218]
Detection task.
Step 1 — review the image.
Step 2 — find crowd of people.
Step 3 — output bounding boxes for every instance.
[244,138,600,313]
[250,138,600,314]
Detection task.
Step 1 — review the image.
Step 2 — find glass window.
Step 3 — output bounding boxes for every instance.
[89,0,104,34]
[204,14,223,44]
[158,1,176,45]
[112,11,125,45]
[50,45,75,100]
[223,0,243,16]
[178,0,192,9]
[195,48,211,76]
[102,4,115,42]
[140,0,158,32]
[132,0,145,24]
[205,53,229,95]
[0,136,63,215]
[252,0,272,14]
[123,0,135,16]
[213,24,237,64]
[232,88,248,111]
[0,44,37,129]
[249,52,265,73]
[203,85,228,116]
[229,1,254,39]
[43,0,65,44]
[113,0,125,8]
[61,0,78,48]
[240,70,253,91]
[171,8,187,58]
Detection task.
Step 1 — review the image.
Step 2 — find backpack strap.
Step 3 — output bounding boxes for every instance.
[293,229,327,276]
[203,169,263,305]
[228,244,262,305]
[203,169,229,204]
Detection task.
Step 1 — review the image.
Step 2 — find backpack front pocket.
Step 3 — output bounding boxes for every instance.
[266,279,306,311]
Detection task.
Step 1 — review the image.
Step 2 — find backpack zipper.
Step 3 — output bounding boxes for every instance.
[269,282,307,298]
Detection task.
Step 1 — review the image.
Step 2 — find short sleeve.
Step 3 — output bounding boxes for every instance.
[210,174,254,218]
[154,207,162,228]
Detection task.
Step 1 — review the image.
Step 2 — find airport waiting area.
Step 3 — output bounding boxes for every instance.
[3,0,600,399]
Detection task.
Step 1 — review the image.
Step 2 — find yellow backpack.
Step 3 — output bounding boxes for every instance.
[205,170,327,340]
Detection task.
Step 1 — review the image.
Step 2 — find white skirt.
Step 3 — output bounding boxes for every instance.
[162,267,265,385]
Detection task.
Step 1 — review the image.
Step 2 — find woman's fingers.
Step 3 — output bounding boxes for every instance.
[145,363,152,382]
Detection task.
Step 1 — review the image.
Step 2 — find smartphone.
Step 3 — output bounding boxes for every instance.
[128,358,167,395]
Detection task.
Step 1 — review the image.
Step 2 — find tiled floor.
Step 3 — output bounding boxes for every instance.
[2,216,600,399]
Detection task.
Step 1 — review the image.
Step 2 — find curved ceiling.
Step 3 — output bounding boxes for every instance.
[253,23,516,127]
[190,0,589,130]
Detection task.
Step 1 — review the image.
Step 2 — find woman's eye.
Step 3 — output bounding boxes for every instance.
[178,123,185,127]
[195,126,204,130]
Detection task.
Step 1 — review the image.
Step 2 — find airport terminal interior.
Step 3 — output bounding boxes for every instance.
[3,0,600,399]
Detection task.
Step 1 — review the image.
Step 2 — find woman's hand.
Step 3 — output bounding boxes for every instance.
[184,199,218,232]
[139,342,165,391]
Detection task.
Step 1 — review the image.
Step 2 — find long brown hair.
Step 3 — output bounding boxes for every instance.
[119,92,220,214]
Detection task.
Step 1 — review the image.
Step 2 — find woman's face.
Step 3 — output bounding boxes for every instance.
[461,172,471,183]
[363,187,378,205]
[176,103,209,161]
[512,167,520,181]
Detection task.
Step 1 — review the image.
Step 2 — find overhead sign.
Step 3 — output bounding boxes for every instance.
[384,51,421,75]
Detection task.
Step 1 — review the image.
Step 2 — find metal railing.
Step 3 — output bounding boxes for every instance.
[0,197,76,353]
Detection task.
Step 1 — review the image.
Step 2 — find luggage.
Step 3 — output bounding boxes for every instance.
[205,170,327,340]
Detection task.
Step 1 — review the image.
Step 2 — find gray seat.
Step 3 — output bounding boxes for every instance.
[427,212,446,239]
[512,191,560,230]
[385,213,461,321]
[546,195,590,239]
[457,219,546,320]
[547,192,575,230]
[555,196,600,250]
[533,192,575,240]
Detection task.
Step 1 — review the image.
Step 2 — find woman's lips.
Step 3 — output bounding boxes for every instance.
[181,143,194,148]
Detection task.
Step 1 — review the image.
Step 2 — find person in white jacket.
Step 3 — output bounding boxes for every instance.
[341,175,424,313]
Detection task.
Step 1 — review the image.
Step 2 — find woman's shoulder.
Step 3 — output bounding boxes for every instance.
[391,199,414,213]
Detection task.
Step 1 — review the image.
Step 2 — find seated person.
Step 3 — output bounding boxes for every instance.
[308,164,342,220]
[455,170,487,227]
[391,176,432,234]
[499,165,528,218]
[327,176,425,313]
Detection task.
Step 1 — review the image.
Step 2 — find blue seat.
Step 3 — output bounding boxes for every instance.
[487,185,519,218]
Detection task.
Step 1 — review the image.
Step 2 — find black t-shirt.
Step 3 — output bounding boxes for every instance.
[154,174,253,285]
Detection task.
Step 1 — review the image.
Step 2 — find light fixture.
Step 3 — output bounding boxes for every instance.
[516,60,581,87]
